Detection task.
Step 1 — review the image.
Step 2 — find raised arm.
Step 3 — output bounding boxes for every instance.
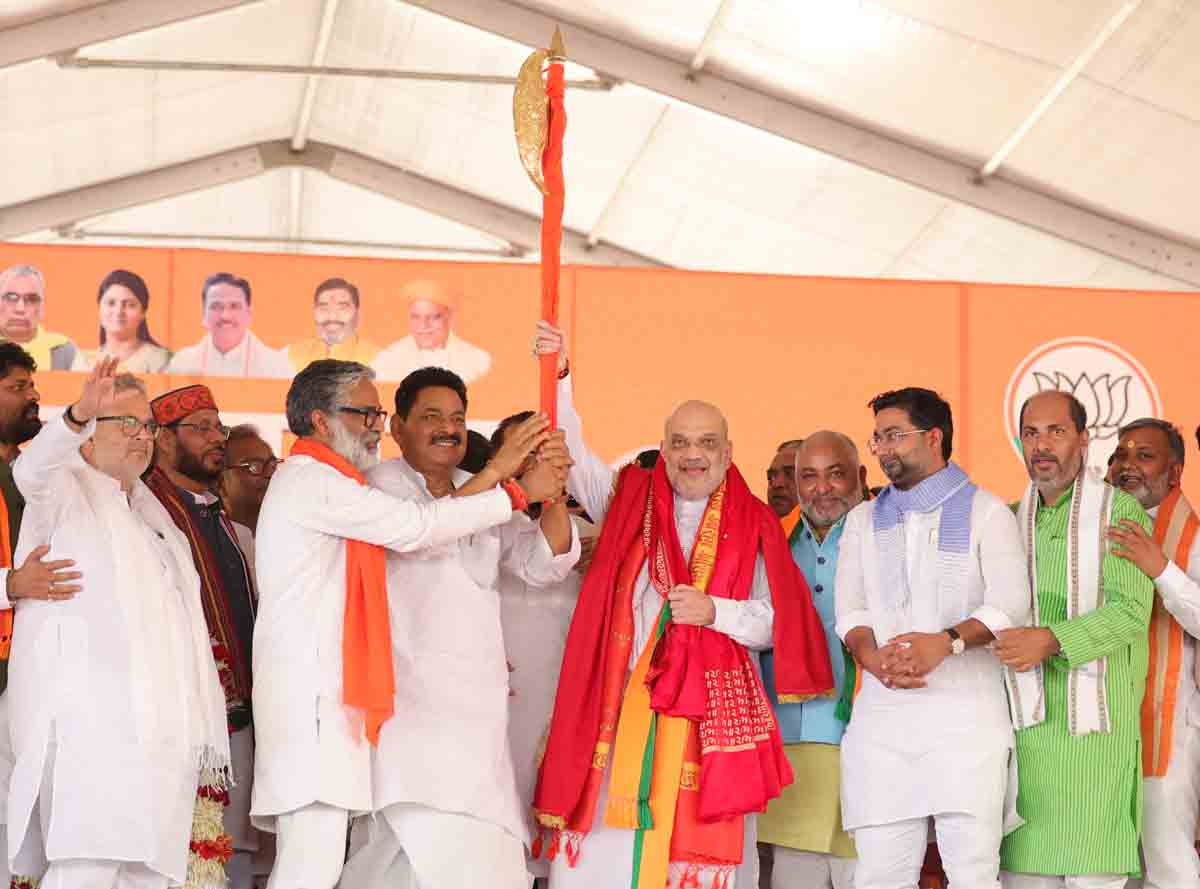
[533,321,616,523]
[289,461,516,554]
[12,357,118,507]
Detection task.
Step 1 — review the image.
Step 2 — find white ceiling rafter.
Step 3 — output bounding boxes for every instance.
[0,140,664,267]
[408,0,1200,288]
[0,0,264,69]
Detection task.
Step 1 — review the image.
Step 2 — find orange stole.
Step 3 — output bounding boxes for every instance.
[0,490,12,659]
[780,505,801,542]
[1142,486,1200,777]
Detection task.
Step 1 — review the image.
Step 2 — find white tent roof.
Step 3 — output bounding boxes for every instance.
[1,0,1196,289]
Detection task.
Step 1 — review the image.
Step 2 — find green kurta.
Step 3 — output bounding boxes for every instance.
[1000,483,1153,876]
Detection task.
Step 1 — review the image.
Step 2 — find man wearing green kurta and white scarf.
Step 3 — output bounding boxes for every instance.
[995,390,1153,889]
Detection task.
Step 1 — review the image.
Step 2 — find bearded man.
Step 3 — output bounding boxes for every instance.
[250,359,558,889]
[144,385,260,889]
[1104,418,1200,889]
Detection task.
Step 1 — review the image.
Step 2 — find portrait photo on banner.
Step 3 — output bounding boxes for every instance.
[0,245,505,383]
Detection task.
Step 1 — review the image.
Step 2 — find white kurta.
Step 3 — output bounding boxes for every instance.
[833,492,1030,831]
[552,374,771,889]
[1143,503,1200,889]
[250,453,515,827]
[6,416,227,882]
[166,331,293,379]
[363,457,579,845]
[500,514,595,870]
[369,333,492,383]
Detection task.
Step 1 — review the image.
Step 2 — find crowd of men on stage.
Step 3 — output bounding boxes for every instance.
[0,315,1193,889]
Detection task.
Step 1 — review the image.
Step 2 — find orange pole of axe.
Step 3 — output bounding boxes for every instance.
[539,35,567,428]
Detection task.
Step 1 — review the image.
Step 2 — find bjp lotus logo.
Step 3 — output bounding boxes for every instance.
[1004,337,1161,475]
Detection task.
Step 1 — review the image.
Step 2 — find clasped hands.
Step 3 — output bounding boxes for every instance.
[485,413,574,503]
[864,626,1061,689]
[862,632,952,689]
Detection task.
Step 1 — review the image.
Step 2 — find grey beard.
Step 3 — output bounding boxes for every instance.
[330,418,379,472]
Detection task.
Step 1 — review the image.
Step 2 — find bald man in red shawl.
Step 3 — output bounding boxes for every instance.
[531,323,833,889]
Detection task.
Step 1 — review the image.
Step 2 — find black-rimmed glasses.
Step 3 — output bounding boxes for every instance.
[96,415,161,438]
[338,406,388,428]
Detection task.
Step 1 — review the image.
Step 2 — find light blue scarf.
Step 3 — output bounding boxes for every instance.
[873,462,976,613]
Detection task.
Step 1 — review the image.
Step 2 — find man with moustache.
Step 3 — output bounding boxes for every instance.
[835,387,1029,889]
[338,369,576,889]
[286,277,381,372]
[143,385,260,889]
[768,438,804,533]
[1101,418,1200,889]
[996,391,1153,888]
[531,322,833,889]
[167,273,292,379]
[760,431,866,889]
[7,360,229,888]
[250,360,556,889]
[0,343,83,889]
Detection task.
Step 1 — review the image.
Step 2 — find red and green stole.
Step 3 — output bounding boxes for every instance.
[534,461,833,888]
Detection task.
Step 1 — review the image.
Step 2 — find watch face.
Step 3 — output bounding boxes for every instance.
[952,638,966,655]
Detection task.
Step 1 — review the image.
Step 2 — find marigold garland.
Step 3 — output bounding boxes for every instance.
[184,767,233,889]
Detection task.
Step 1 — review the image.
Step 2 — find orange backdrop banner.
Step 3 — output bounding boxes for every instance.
[1,241,1196,504]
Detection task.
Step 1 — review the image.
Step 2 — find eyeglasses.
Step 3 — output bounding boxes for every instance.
[338,406,388,428]
[867,428,929,455]
[173,421,231,441]
[96,415,161,438]
[1,292,42,307]
[229,457,279,477]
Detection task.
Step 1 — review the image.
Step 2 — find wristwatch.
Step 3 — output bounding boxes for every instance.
[946,627,966,656]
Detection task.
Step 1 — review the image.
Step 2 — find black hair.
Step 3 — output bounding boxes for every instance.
[0,341,36,379]
[490,410,535,453]
[1018,390,1088,435]
[459,429,493,474]
[1118,418,1186,466]
[393,366,468,420]
[314,277,360,308]
[636,449,660,470]
[202,272,252,307]
[97,269,161,347]
[868,387,953,461]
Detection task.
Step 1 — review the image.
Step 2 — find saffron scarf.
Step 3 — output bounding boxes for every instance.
[144,466,256,731]
[1006,466,1114,735]
[533,461,833,886]
[291,439,395,745]
[1142,486,1200,776]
